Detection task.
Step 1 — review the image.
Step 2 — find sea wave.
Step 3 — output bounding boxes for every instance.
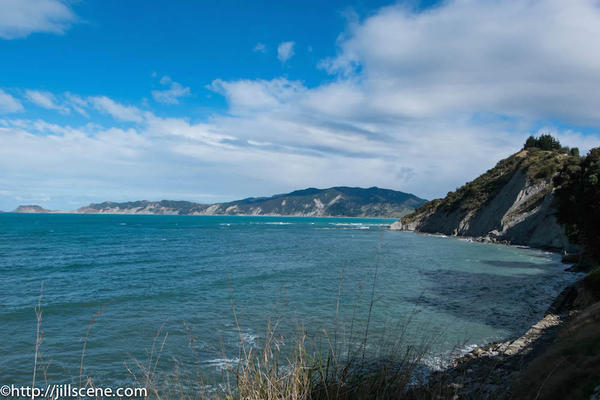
[248,221,293,225]
[425,233,449,238]
[420,343,480,372]
[203,357,240,371]
[241,332,258,347]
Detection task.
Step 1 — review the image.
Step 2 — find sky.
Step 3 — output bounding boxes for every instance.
[1,0,600,210]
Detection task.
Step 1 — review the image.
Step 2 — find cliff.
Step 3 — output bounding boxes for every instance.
[391,149,576,251]
[62,187,426,218]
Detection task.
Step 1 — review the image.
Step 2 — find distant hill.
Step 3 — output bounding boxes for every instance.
[77,200,203,215]
[13,205,52,213]
[198,187,426,217]
[15,187,427,218]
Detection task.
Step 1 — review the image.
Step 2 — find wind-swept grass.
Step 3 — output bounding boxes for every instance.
[123,256,445,400]
[25,248,502,400]
[128,311,436,400]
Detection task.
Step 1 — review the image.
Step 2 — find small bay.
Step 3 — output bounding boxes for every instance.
[0,214,577,387]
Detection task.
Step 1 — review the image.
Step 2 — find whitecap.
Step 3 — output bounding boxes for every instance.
[203,357,240,371]
[241,332,258,347]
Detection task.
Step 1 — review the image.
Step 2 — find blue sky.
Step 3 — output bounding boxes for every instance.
[2,0,405,120]
[1,0,599,210]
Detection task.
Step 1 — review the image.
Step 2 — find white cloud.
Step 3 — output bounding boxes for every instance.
[0,0,77,39]
[89,96,144,123]
[152,76,191,105]
[0,114,433,209]
[277,41,295,63]
[253,43,266,53]
[64,92,89,116]
[202,78,532,197]
[25,89,70,114]
[0,89,24,113]
[320,0,600,124]
[209,78,304,113]
[535,127,600,155]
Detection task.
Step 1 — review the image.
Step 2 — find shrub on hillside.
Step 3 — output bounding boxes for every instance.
[554,147,600,262]
[524,134,562,151]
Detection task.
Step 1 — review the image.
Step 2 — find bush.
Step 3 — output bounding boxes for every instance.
[523,134,562,151]
[554,147,600,261]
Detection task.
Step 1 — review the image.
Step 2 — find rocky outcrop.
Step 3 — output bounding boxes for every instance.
[391,149,577,251]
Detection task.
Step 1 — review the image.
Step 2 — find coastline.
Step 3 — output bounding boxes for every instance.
[388,226,567,255]
[416,273,600,399]
[391,228,593,399]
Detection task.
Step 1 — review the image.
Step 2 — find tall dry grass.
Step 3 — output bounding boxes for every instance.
[129,310,436,400]
[27,248,460,400]
[125,253,443,400]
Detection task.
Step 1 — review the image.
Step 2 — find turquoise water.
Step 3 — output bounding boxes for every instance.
[0,214,577,387]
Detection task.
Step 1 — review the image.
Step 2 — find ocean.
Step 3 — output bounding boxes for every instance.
[0,213,577,389]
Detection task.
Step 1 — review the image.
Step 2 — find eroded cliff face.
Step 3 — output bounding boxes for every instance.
[391,150,577,251]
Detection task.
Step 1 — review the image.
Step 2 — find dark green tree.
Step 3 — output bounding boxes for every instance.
[554,147,600,262]
[524,136,537,149]
[523,134,562,151]
[537,134,561,150]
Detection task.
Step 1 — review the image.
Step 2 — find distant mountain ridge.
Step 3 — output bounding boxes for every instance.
[13,187,427,218]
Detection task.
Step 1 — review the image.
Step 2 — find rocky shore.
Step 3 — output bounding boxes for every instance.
[428,312,567,398]
[416,277,600,399]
